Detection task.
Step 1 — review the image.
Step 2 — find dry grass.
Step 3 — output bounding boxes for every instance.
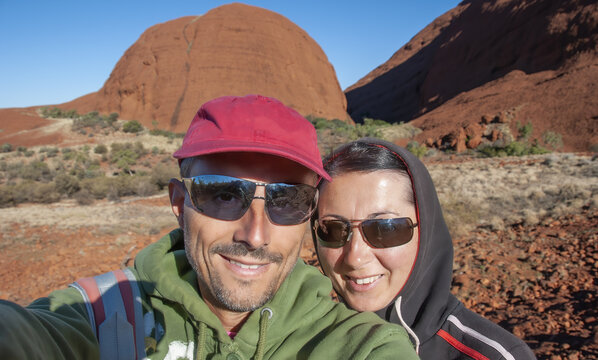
[0,153,595,244]
[428,153,598,237]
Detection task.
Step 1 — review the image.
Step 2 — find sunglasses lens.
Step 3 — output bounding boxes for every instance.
[316,220,350,248]
[187,175,256,221]
[266,184,317,225]
[361,218,414,248]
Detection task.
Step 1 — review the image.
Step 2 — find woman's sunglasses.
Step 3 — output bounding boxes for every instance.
[314,217,418,249]
[182,175,318,225]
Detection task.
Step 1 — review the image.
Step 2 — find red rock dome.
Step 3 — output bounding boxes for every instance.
[63,3,350,131]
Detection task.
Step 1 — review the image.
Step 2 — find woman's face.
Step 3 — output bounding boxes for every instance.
[316,170,419,312]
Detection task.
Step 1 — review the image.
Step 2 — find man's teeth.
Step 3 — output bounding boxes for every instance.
[230,259,261,270]
[354,275,381,285]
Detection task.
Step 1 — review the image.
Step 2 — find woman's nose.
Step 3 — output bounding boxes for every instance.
[342,226,374,267]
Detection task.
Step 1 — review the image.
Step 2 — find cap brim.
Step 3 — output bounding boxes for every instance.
[173,140,331,181]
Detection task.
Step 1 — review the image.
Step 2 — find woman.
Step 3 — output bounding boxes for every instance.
[312,138,535,359]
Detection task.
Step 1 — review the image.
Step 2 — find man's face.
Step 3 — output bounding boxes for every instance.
[178,152,315,313]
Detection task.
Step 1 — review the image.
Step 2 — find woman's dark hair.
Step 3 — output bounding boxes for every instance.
[322,141,409,179]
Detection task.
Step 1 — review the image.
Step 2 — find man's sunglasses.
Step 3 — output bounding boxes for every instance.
[182,175,318,225]
[314,217,418,249]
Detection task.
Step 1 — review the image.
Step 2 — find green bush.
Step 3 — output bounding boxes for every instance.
[42,147,59,157]
[149,128,185,139]
[74,189,94,205]
[135,176,159,197]
[20,161,53,182]
[1,143,13,153]
[41,107,79,119]
[54,173,81,196]
[150,162,179,190]
[406,141,428,158]
[478,141,549,157]
[94,144,108,154]
[110,142,147,173]
[0,186,14,207]
[72,111,119,132]
[542,131,563,150]
[4,181,60,205]
[29,182,61,203]
[122,120,144,133]
[517,121,533,141]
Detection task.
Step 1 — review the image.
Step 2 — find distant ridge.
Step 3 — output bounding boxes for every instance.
[346,0,598,151]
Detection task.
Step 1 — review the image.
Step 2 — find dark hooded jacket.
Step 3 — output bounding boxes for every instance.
[317,138,536,360]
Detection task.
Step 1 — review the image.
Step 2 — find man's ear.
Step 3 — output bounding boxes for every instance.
[169,179,186,229]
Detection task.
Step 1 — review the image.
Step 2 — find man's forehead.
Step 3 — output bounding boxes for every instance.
[186,152,317,185]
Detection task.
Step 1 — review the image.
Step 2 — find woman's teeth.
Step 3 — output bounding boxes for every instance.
[354,275,381,285]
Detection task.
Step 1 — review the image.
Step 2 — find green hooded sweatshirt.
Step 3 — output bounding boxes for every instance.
[0,229,418,359]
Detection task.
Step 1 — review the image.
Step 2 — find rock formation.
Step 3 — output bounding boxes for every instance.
[346,0,598,151]
[62,3,349,132]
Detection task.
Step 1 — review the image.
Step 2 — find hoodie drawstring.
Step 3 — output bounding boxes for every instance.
[395,296,420,355]
[195,321,207,359]
[254,307,272,360]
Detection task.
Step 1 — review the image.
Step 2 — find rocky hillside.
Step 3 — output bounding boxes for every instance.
[345,0,598,152]
[61,3,350,131]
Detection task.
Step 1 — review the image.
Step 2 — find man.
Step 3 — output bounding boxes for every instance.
[0,95,418,359]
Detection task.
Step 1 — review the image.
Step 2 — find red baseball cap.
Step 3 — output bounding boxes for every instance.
[173,95,331,181]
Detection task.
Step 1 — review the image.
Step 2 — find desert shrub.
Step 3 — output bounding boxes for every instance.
[1,143,13,153]
[80,177,112,199]
[151,162,179,190]
[0,186,14,207]
[5,181,60,204]
[122,120,144,133]
[135,176,159,197]
[110,142,147,173]
[94,144,108,154]
[517,121,533,141]
[108,113,119,123]
[114,176,138,197]
[477,141,549,157]
[20,161,53,182]
[406,141,428,158]
[149,128,185,139]
[542,131,563,150]
[17,146,27,153]
[591,144,598,153]
[41,107,78,119]
[74,189,94,205]
[28,182,60,203]
[72,111,119,132]
[41,147,59,157]
[54,173,80,196]
[440,195,481,237]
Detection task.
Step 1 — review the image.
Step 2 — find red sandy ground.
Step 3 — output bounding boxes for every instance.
[1,194,595,359]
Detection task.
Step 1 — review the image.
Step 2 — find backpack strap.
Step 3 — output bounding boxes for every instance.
[70,269,147,360]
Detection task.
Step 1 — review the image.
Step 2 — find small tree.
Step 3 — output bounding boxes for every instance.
[122,120,144,133]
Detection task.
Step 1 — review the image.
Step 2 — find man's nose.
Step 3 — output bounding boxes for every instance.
[234,186,270,249]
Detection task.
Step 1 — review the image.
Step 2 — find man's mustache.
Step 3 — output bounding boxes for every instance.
[211,243,283,263]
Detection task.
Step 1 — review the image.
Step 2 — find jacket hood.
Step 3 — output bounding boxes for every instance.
[322,138,458,344]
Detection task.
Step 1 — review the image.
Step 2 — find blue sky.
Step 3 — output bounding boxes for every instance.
[0,0,460,108]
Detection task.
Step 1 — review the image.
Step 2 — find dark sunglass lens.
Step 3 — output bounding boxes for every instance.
[317,220,350,248]
[189,176,256,221]
[361,218,414,248]
[265,184,317,225]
